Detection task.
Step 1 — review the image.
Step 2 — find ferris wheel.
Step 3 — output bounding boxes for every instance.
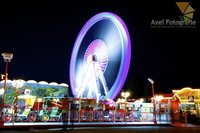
[70,12,131,101]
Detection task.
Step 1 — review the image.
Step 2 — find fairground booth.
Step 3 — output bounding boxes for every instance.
[151,94,172,123]
[0,79,69,123]
[172,87,200,123]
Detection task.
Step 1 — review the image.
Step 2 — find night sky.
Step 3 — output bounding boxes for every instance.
[0,1,199,97]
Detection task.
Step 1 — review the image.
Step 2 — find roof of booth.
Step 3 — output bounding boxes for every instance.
[0,79,69,87]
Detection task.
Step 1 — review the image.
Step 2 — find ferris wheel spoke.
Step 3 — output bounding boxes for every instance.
[97,68,108,95]
[78,72,89,98]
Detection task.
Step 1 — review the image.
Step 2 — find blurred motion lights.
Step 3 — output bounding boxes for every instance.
[70,12,131,100]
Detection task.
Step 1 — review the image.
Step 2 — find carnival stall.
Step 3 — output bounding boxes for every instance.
[172,87,200,123]
[0,79,69,123]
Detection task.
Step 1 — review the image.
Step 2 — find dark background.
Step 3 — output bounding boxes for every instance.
[0,0,199,98]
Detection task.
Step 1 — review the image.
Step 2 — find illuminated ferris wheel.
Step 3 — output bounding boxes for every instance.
[70,12,131,101]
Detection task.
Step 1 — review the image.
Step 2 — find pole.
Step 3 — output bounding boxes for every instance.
[68,102,71,124]
[152,83,157,124]
[153,98,157,124]
[152,83,154,97]
[38,101,39,114]
[113,105,115,123]
[125,97,127,122]
[1,53,13,127]
[0,61,8,126]
[2,62,8,112]
[185,113,187,125]
[78,97,81,123]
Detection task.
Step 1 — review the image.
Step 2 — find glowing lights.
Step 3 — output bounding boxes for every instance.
[84,39,108,73]
[38,81,48,85]
[155,95,163,102]
[139,98,144,103]
[117,98,125,103]
[0,80,69,87]
[180,87,193,91]
[148,78,154,84]
[12,79,25,88]
[0,88,4,95]
[37,98,42,102]
[59,83,69,87]
[76,39,109,101]
[0,80,12,83]
[121,92,130,99]
[49,82,59,86]
[1,53,13,62]
[27,80,37,84]
[70,12,131,100]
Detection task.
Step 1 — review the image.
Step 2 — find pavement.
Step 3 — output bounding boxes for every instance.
[0,121,200,130]
[2,121,166,127]
[170,122,200,128]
